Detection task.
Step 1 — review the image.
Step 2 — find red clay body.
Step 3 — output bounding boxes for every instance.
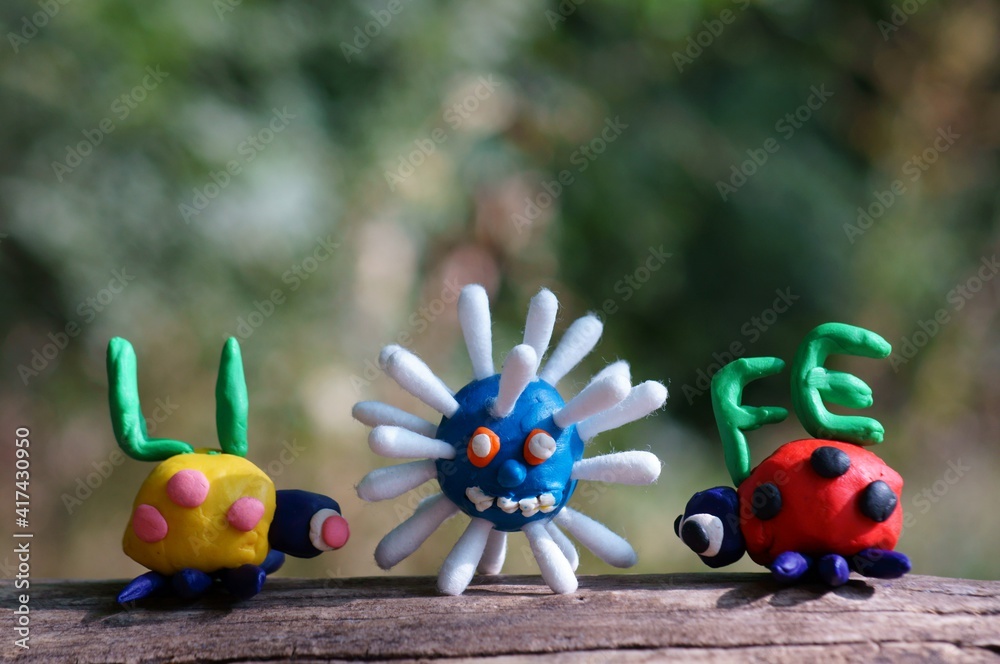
[737,439,903,566]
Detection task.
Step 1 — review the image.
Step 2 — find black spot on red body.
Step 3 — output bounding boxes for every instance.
[751,482,782,520]
[859,480,898,522]
[738,439,904,566]
[810,446,851,478]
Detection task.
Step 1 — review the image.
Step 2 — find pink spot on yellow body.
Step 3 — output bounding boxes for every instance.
[133,504,168,543]
[166,469,210,508]
[227,497,265,532]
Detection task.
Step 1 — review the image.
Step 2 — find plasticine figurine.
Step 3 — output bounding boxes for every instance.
[675,323,911,586]
[108,337,350,604]
[354,285,666,595]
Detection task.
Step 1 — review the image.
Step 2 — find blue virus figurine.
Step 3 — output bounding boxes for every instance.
[354,285,667,595]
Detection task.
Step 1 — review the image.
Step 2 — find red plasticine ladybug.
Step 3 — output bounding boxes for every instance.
[675,323,911,586]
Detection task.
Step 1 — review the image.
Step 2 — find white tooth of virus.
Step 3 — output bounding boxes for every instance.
[355,284,667,595]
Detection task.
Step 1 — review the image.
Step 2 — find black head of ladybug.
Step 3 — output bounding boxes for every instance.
[675,486,745,568]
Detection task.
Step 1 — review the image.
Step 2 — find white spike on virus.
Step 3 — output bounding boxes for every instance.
[355,285,667,595]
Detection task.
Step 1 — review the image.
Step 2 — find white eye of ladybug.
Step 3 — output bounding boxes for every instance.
[679,513,725,558]
[524,429,556,466]
[309,508,350,551]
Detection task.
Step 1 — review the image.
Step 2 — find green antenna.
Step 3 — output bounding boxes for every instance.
[790,322,892,445]
[711,357,789,486]
[215,337,249,457]
[107,338,194,461]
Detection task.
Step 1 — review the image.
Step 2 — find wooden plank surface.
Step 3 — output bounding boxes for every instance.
[3,574,999,662]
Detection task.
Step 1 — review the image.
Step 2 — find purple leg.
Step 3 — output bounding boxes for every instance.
[850,548,911,579]
[261,549,285,575]
[218,564,267,600]
[770,551,812,583]
[817,554,851,586]
[172,568,214,599]
[118,571,168,604]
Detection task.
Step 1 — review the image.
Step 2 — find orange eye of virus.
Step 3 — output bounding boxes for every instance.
[467,427,500,467]
[524,429,556,466]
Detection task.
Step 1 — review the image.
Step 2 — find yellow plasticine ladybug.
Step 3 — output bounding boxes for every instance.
[122,451,275,576]
[109,337,349,604]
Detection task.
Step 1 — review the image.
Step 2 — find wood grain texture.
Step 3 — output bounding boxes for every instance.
[3,574,999,662]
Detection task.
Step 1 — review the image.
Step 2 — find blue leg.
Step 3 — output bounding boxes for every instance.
[770,551,812,583]
[218,564,267,600]
[172,568,215,599]
[118,571,168,604]
[850,548,911,579]
[261,549,286,575]
[817,554,851,586]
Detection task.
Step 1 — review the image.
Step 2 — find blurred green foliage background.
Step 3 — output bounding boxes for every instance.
[1,0,997,584]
